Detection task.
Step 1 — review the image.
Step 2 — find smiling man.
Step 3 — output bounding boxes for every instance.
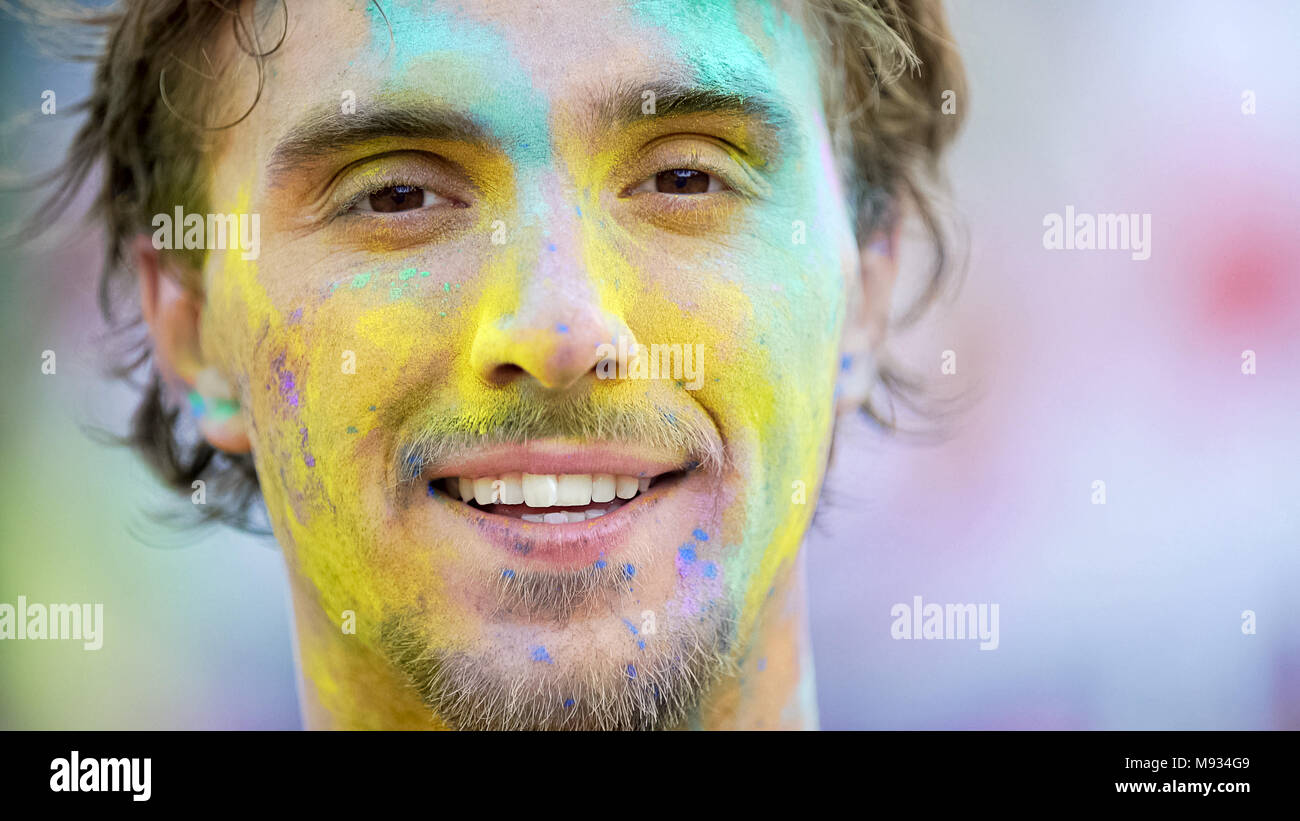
[51,0,963,730]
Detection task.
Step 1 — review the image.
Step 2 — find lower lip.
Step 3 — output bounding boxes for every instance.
[426,473,689,568]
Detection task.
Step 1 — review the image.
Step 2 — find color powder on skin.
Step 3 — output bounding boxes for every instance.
[194,0,857,729]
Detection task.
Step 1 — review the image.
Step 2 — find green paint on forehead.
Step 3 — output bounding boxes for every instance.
[366,1,551,169]
[631,0,808,92]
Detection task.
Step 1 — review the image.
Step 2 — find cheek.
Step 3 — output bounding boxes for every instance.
[691,224,844,615]
[600,203,843,608]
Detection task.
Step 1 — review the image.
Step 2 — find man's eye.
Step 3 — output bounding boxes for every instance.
[656,169,714,194]
[359,184,426,213]
[629,169,727,195]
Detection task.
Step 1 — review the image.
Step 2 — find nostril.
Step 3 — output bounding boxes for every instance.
[485,363,527,386]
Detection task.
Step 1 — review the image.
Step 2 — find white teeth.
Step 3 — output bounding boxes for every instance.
[454,473,654,508]
[591,474,616,503]
[474,477,500,505]
[555,474,593,506]
[499,472,524,505]
[615,475,639,499]
[522,473,558,507]
[514,504,621,524]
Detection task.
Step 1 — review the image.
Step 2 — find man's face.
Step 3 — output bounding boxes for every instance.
[200,0,859,728]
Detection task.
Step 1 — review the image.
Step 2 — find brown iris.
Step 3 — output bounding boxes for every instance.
[655,169,711,194]
[368,184,425,212]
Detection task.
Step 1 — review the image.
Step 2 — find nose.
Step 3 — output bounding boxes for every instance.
[469,207,634,393]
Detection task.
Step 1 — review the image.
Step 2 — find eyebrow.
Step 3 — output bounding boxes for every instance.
[267,103,489,178]
[591,78,797,145]
[266,79,796,178]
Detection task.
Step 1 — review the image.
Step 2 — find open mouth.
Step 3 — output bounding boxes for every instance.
[430,470,685,523]
[402,440,715,568]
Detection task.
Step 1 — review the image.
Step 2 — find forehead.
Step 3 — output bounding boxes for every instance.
[241,0,821,153]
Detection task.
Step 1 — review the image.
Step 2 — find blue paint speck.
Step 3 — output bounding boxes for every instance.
[555,323,569,333]
[594,559,607,569]
[638,639,646,650]
[531,646,553,664]
[623,563,635,577]
[840,354,853,372]
[564,698,575,708]
[501,569,515,579]
[703,562,717,578]
[621,618,639,635]
[678,545,697,563]
[692,529,709,542]
[626,664,637,679]
[547,243,557,252]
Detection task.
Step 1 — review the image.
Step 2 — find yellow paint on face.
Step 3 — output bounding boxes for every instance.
[551,105,844,647]
[194,0,857,726]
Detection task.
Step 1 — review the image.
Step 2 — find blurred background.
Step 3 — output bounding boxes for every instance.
[1,0,1297,729]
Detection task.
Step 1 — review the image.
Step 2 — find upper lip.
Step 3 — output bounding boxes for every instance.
[417,439,692,482]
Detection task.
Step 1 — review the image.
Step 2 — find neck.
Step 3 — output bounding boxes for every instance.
[288,551,818,730]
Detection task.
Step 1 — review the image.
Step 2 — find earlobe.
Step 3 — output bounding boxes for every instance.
[133,234,252,454]
[190,366,252,454]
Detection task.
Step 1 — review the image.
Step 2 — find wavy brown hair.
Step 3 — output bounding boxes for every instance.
[20,0,965,531]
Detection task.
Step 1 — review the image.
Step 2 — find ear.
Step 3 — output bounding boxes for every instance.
[134,234,251,454]
[836,220,900,414]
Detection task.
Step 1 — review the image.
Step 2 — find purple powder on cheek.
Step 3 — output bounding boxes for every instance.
[676,543,697,577]
[299,427,316,467]
[273,353,300,408]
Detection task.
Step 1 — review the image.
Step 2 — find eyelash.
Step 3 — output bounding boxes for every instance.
[330,143,745,226]
[625,168,731,196]
[336,176,457,217]
[628,151,739,193]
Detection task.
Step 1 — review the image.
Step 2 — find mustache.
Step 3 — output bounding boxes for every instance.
[393,392,724,484]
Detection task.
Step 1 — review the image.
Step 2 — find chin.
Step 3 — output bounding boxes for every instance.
[370,436,754,729]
